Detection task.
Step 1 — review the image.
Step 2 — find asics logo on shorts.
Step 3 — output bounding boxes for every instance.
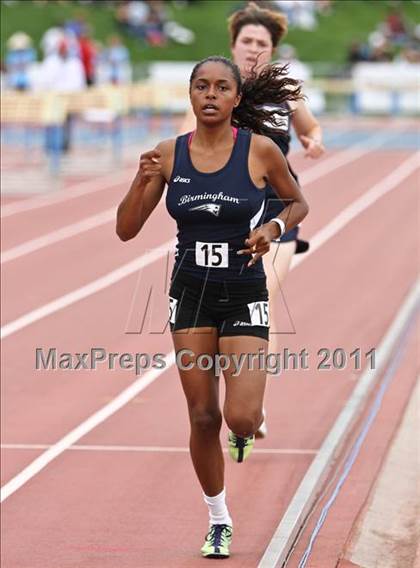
[173,176,191,183]
[189,203,221,217]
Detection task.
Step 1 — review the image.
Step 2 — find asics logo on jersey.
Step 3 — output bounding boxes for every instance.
[173,176,191,183]
[189,203,221,217]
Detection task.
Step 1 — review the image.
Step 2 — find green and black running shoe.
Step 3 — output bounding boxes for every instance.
[201,523,233,558]
[228,431,255,463]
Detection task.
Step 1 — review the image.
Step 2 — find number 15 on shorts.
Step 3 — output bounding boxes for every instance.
[248,301,270,327]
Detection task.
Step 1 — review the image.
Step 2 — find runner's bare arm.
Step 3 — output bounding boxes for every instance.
[258,134,309,237]
[238,135,309,264]
[291,100,325,159]
[116,139,174,241]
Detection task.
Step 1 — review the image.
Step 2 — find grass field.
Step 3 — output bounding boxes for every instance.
[1,0,419,65]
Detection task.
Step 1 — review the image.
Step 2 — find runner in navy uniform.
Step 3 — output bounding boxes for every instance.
[179,3,325,439]
[116,56,308,559]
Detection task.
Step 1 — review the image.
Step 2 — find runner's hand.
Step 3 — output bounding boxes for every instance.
[299,135,325,159]
[237,225,275,267]
[138,149,162,185]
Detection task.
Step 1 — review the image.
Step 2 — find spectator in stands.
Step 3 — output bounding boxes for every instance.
[146,0,168,46]
[41,25,66,57]
[78,25,96,86]
[115,0,168,45]
[348,10,417,66]
[5,32,37,91]
[40,22,80,60]
[273,0,317,30]
[347,40,369,65]
[64,11,87,39]
[116,1,150,38]
[36,39,85,153]
[36,39,86,93]
[384,8,408,46]
[97,35,132,85]
[367,31,393,62]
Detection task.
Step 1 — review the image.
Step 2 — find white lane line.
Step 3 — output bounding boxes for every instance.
[291,151,420,270]
[1,208,116,264]
[298,129,406,185]
[0,170,133,219]
[0,351,174,503]
[298,138,378,186]
[1,150,417,501]
[1,444,317,455]
[0,238,176,340]
[1,199,165,264]
[258,279,420,568]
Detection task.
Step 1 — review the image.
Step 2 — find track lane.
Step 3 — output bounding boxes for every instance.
[1,163,417,463]
[1,121,418,566]
[0,177,131,250]
[1,170,418,567]
[0,213,177,325]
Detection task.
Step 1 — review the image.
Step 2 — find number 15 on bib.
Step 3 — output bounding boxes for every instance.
[195,241,229,268]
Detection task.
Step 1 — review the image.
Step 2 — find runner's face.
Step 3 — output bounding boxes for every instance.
[190,62,241,125]
[231,24,274,77]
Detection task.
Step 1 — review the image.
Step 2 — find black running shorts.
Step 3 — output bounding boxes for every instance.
[168,271,269,340]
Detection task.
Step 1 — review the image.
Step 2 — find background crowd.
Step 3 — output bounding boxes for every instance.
[347,7,420,64]
[5,16,133,92]
[2,0,420,94]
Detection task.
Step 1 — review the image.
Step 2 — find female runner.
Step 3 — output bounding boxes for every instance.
[117,56,308,559]
[180,2,325,437]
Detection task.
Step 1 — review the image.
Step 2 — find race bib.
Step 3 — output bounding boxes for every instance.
[195,241,229,268]
[169,297,178,324]
[248,301,270,327]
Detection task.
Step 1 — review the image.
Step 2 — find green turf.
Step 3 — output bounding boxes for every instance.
[1,0,419,65]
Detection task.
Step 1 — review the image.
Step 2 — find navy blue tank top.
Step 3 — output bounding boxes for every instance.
[166,128,266,282]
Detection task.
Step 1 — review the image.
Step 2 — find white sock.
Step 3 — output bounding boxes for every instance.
[203,487,232,527]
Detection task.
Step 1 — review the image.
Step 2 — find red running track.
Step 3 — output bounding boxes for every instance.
[1,124,419,567]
